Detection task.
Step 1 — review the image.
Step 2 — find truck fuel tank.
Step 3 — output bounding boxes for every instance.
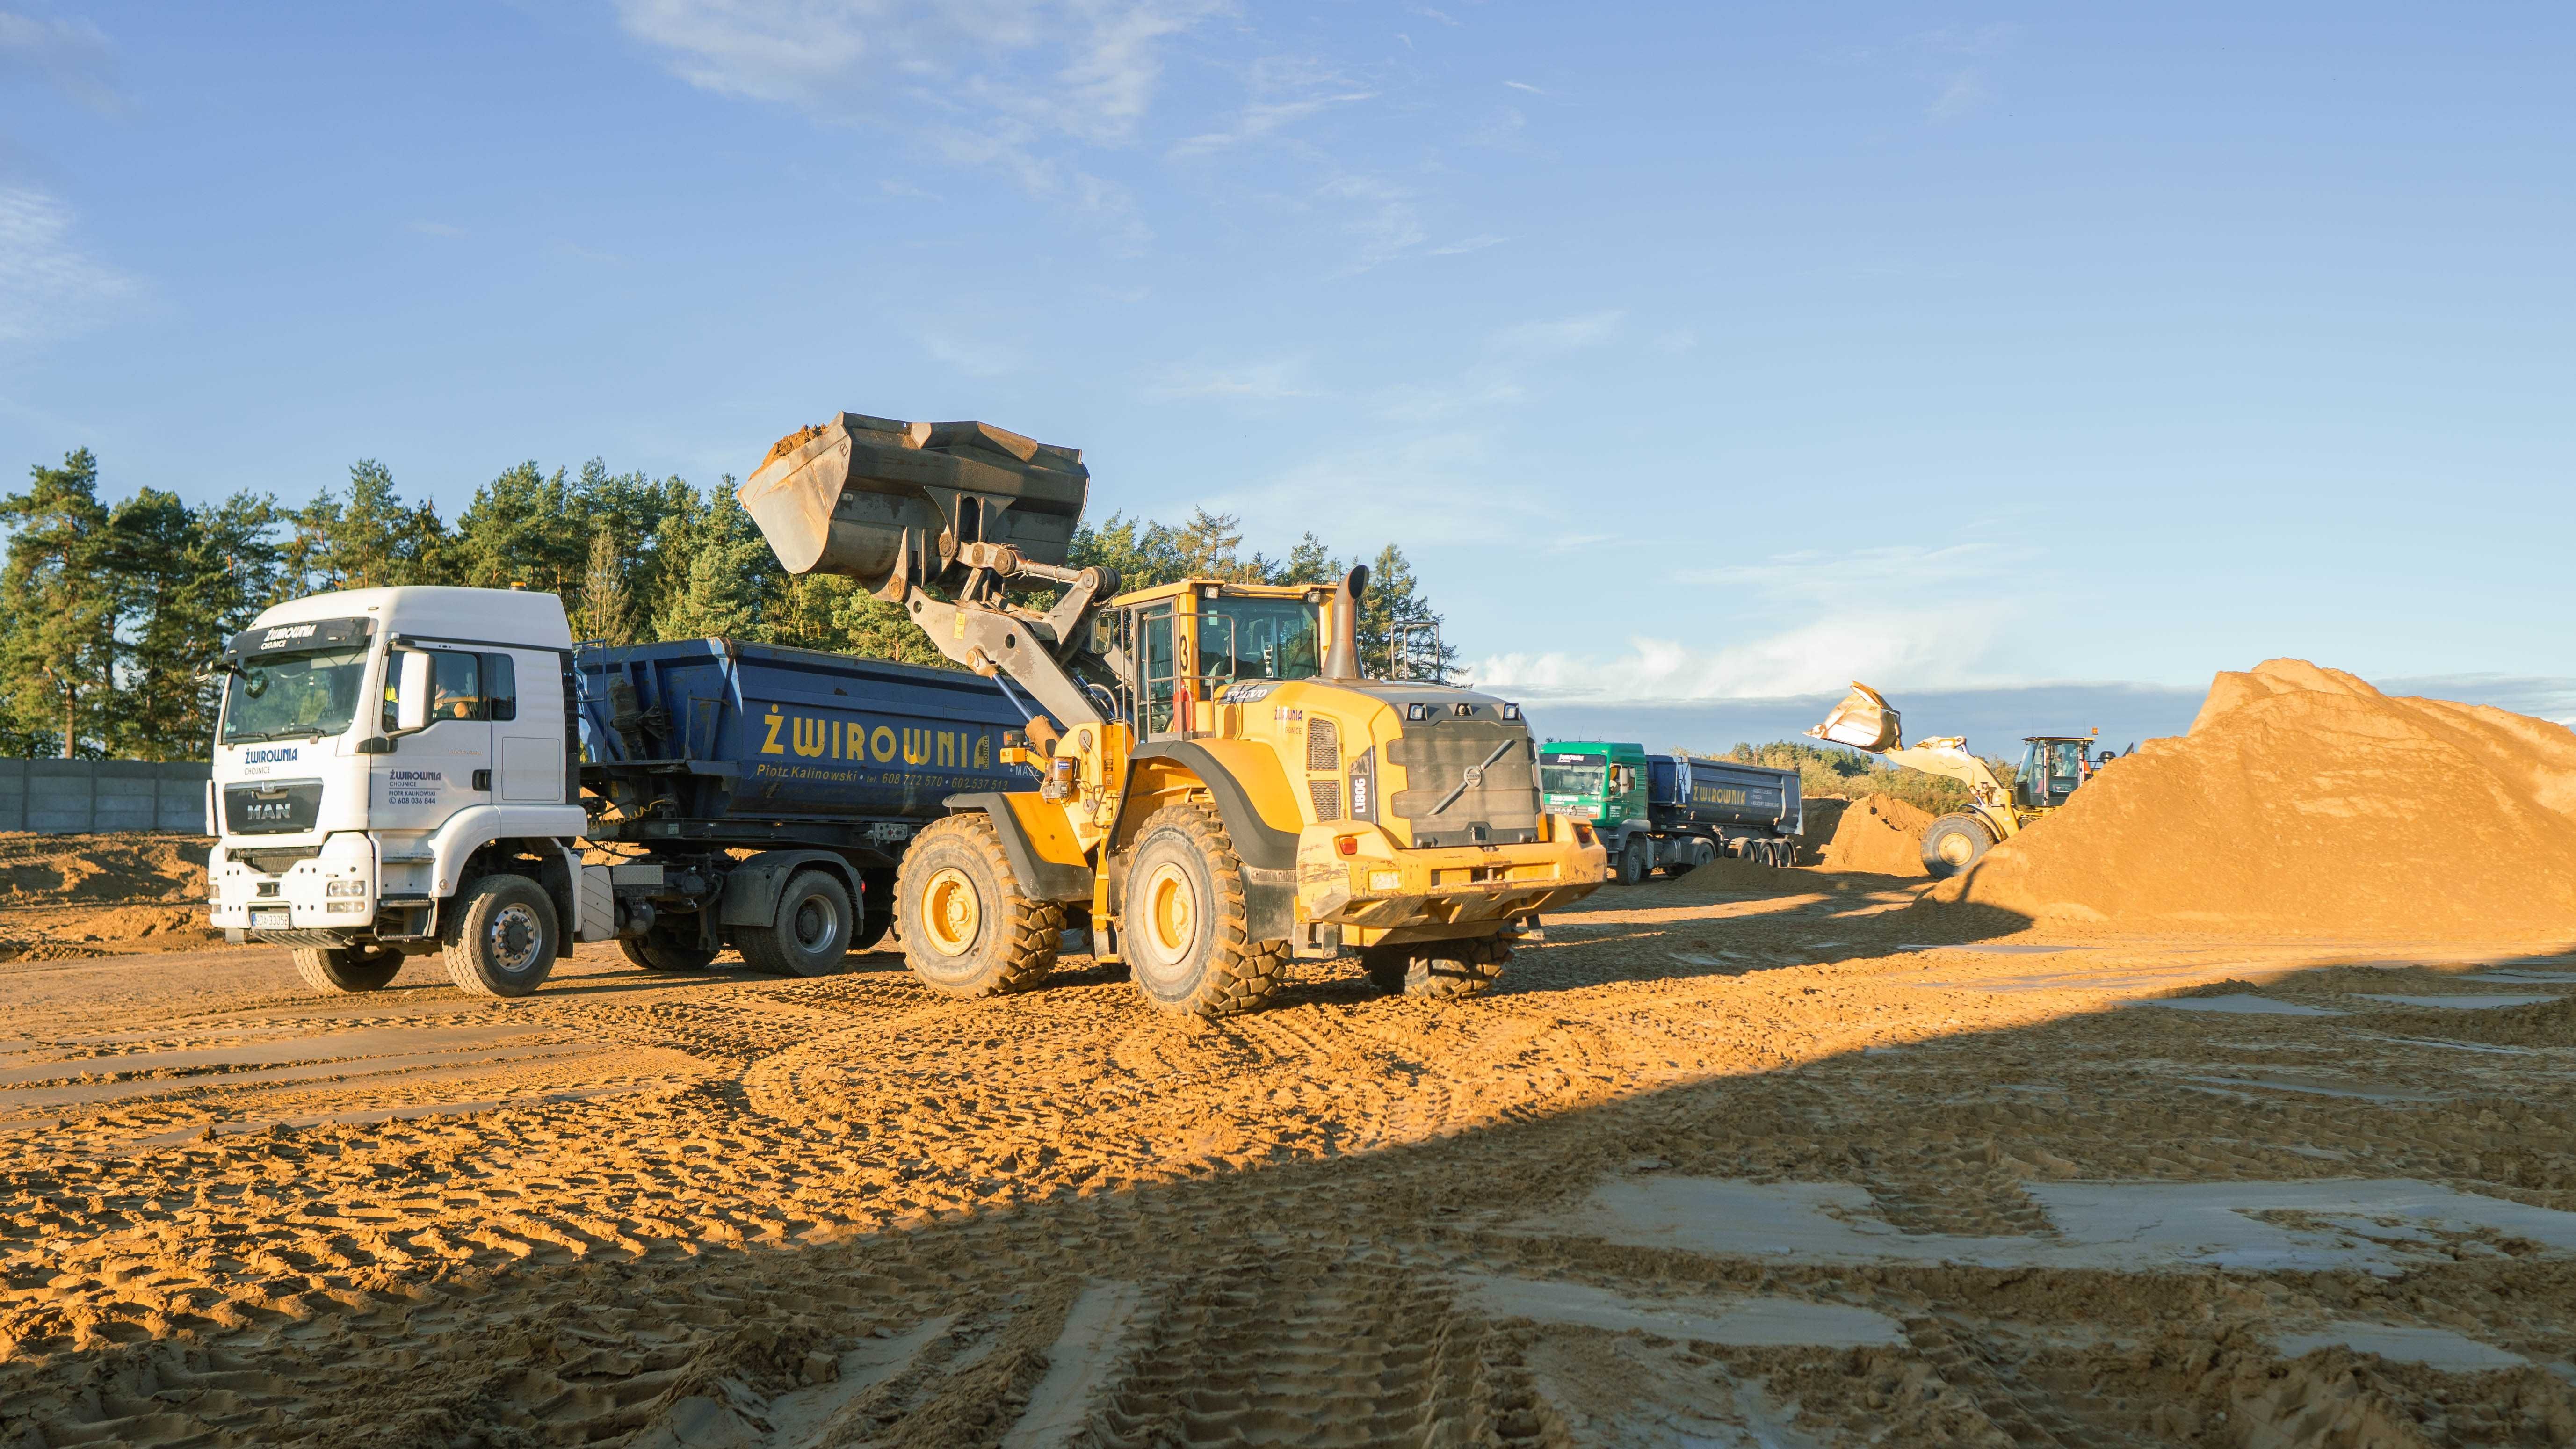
[737,411,1088,596]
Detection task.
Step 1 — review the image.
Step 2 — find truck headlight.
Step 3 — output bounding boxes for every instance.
[327,879,368,898]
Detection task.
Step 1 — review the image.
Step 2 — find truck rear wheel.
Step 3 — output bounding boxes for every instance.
[292,944,403,994]
[1122,803,1288,1017]
[1362,933,1510,999]
[1921,814,1995,878]
[441,873,558,998]
[897,813,1060,997]
[738,869,854,978]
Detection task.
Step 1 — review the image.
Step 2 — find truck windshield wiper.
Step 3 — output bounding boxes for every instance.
[223,725,333,746]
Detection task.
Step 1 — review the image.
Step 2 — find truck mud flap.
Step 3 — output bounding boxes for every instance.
[719,849,865,928]
[942,794,1093,903]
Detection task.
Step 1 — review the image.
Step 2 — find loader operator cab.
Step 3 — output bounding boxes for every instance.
[1095,581,1331,738]
[2014,736,2095,811]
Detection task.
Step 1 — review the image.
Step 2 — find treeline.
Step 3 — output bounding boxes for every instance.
[0,449,1449,761]
[1718,739,2017,815]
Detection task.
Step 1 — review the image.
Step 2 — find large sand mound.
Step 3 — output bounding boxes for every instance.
[1925,659,2576,936]
[1815,793,1933,876]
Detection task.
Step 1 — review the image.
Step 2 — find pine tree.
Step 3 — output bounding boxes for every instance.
[572,529,636,646]
[1359,543,1455,681]
[650,480,776,640]
[102,488,204,759]
[1274,532,1336,585]
[1069,512,1187,593]
[0,449,119,757]
[456,462,585,595]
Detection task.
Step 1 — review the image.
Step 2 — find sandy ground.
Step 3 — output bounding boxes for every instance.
[2,859,2573,1448]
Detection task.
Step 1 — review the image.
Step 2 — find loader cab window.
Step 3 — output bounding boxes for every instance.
[1195,597,1323,689]
[2017,739,2085,808]
[1139,605,1178,735]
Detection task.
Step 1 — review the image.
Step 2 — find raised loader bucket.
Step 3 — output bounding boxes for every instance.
[737,411,1088,598]
[1808,681,1902,753]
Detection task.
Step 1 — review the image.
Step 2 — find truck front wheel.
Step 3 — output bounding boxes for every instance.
[1362,933,1509,999]
[1920,814,1996,878]
[292,944,403,994]
[441,874,558,998]
[739,870,854,977]
[897,813,1060,998]
[1122,803,1287,1017]
[1616,838,1650,885]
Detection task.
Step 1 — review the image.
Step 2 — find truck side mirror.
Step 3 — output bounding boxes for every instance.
[395,650,433,732]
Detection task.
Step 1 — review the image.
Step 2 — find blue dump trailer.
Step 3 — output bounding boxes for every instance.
[573,638,1035,973]
[1647,756,1802,861]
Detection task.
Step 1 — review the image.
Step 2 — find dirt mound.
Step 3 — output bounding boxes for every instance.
[0,832,207,904]
[1815,793,1932,876]
[1925,659,2576,937]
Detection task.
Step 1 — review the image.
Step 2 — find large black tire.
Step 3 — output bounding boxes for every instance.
[1616,838,1650,885]
[1362,933,1510,1000]
[292,944,403,994]
[1122,803,1288,1017]
[853,867,897,951]
[897,813,1060,997]
[1920,813,1996,878]
[618,932,719,972]
[440,874,557,998]
[738,869,854,978]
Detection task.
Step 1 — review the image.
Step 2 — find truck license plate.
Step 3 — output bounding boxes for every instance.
[251,909,289,930]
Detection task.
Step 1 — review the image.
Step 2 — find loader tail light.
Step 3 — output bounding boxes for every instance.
[1336,834,1360,856]
[1573,822,1594,847]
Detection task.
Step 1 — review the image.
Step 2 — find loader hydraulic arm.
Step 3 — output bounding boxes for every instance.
[1881,741,2012,811]
[906,542,1117,733]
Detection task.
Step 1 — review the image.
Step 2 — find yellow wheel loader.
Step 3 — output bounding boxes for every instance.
[1808,682,2109,878]
[738,412,1608,1016]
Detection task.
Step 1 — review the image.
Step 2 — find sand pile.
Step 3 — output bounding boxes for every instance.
[0,833,216,960]
[1926,659,2576,936]
[1815,794,1933,876]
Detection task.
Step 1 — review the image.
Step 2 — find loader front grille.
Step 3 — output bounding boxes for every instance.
[1386,719,1540,848]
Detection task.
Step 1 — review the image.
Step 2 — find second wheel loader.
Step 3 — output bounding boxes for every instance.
[1809,682,2113,877]
[738,411,1608,1016]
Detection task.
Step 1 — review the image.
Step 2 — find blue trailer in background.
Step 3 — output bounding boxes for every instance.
[573,638,1036,972]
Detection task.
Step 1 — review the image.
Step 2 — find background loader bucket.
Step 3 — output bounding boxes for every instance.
[1809,681,1902,753]
[737,411,1088,596]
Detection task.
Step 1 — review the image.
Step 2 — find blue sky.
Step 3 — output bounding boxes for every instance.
[4,2,2571,749]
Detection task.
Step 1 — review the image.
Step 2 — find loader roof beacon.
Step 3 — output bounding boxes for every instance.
[738,411,1611,1015]
[1808,681,2112,877]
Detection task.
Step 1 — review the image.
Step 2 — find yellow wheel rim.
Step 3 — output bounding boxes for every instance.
[1143,862,1195,960]
[1938,831,1978,865]
[921,867,981,957]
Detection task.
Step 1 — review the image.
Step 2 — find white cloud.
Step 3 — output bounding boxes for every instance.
[1463,541,2034,702]
[919,325,1025,376]
[1502,80,1548,95]
[615,0,1219,250]
[0,185,140,348]
[0,9,124,114]
[1319,172,1426,273]
[1928,70,1988,121]
[1462,609,2010,703]
[1143,354,1318,403]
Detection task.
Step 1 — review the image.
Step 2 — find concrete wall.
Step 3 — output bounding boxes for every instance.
[0,760,210,834]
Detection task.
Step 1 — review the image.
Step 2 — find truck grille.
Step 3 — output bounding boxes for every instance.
[223,779,323,835]
[1386,720,1540,848]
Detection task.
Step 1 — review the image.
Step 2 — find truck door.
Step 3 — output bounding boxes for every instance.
[376,646,494,829]
[491,651,564,803]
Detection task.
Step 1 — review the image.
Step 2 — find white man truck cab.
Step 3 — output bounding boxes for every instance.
[206,586,607,996]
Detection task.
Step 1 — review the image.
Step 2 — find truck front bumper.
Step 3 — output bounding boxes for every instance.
[1295,815,1608,945]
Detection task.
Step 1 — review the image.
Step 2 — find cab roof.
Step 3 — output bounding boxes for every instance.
[1107,578,1332,607]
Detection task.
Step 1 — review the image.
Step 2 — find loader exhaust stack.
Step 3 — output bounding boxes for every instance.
[737,412,1089,599]
[1322,565,1370,681]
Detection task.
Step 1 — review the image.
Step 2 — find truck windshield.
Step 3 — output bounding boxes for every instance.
[1199,598,1322,684]
[219,647,371,743]
[1540,764,1604,797]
